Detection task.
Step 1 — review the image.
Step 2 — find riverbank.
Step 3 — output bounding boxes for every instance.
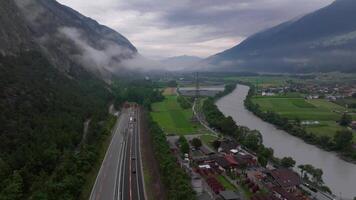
[198,85,337,199]
[216,84,356,199]
[243,84,356,163]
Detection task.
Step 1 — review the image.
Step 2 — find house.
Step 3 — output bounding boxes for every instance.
[218,140,239,153]
[235,152,257,167]
[266,169,302,192]
[200,145,215,155]
[193,154,222,165]
[224,155,238,168]
[215,157,231,171]
[262,92,275,96]
[219,190,240,200]
[270,186,298,200]
[350,121,356,130]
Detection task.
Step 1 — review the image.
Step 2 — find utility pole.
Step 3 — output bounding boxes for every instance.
[195,72,200,99]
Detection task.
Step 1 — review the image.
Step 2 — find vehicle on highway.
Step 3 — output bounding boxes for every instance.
[132,165,136,174]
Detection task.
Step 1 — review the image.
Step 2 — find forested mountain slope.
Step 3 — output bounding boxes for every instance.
[205,0,356,73]
[0,0,138,199]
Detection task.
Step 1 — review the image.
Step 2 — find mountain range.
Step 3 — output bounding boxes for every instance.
[205,0,356,73]
[160,55,202,71]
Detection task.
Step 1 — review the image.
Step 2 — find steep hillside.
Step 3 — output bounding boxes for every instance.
[0,0,37,55]
[1,0,138,79]
[0,0,137,199]
[206,0,356,73]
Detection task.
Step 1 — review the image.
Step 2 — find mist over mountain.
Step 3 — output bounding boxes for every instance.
[204,0,356,73]
[1,0,139,81]
[160,55,203,71]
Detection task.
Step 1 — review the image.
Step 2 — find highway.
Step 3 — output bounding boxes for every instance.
[90,104,145,200]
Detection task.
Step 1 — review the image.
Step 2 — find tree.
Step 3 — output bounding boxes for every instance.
[298,165,306,178]
[243,133,260,151]
[334,130,353,150]
[0,158,10,180]
[212,140,221,150]
[280,157,296,168]
[179,136,190,155]
[0,171,23,200]
[312,168,324,185]
[258,156,268,167]
[167,80,177,87]
[220,116,238,134]
[191,138,202,149]
[339,113,352,126]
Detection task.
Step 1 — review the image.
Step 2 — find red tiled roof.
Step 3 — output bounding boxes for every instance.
[224,155,238,166]
[269,168,302,188]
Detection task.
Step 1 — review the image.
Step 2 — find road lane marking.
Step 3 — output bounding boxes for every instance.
[89,113,124,200]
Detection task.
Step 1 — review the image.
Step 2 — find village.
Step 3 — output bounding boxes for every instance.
[259,81,356,101]
[257,80,356,132]
[167,134,334,200]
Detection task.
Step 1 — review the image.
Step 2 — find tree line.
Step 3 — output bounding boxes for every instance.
[112,80,196,199]
[202,83,330,193]
[147,116,196,200]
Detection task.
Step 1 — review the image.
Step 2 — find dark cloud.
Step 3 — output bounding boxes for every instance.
[57,0,334,58]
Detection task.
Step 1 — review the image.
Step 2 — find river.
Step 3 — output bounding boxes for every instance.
[216,84,356,199]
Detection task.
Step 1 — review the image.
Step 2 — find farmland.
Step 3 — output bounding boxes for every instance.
[251,96,356,140]
[252,97,345,121]
[224,75,299,88]
[151,94,203,135]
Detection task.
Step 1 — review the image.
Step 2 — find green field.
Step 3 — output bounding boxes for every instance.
[151,95,202,135]
[200,134,219,148]
[224,76,298,88]
[216,175,237,191]
[252,96,356,140]
[252,97,345,121]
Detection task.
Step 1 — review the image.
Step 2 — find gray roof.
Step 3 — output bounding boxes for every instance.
[220,190,240,200]
[197,192,212,200]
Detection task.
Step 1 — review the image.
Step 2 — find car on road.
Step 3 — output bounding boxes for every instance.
[132,165,136,174]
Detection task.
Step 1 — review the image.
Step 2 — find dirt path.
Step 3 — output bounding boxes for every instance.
[140,108,167,200]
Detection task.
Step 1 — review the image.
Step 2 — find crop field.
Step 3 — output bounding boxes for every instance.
[252,97,345,121]
[252,96,356,139]
[151,95,202,135]
[305,121,356,141]
[162,87,176,95]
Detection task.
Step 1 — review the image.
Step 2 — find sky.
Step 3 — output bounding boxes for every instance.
[57,0,334,59]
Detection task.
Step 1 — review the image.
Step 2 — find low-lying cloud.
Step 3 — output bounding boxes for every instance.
[59,27,166,75]
[57,0,334,58]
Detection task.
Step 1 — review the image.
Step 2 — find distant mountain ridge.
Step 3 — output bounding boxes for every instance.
[205,0,356,73]
[160,55,202,71]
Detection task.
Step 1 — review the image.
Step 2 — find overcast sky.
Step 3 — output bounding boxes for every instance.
[57,0,334,59]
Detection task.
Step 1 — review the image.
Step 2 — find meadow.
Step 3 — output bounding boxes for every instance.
[252,96,356,140]
[151,95,202,135]
[252,97,345,121]
[224,75,299,88]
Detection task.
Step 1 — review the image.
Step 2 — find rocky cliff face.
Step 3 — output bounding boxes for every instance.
[0,0,138,79]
